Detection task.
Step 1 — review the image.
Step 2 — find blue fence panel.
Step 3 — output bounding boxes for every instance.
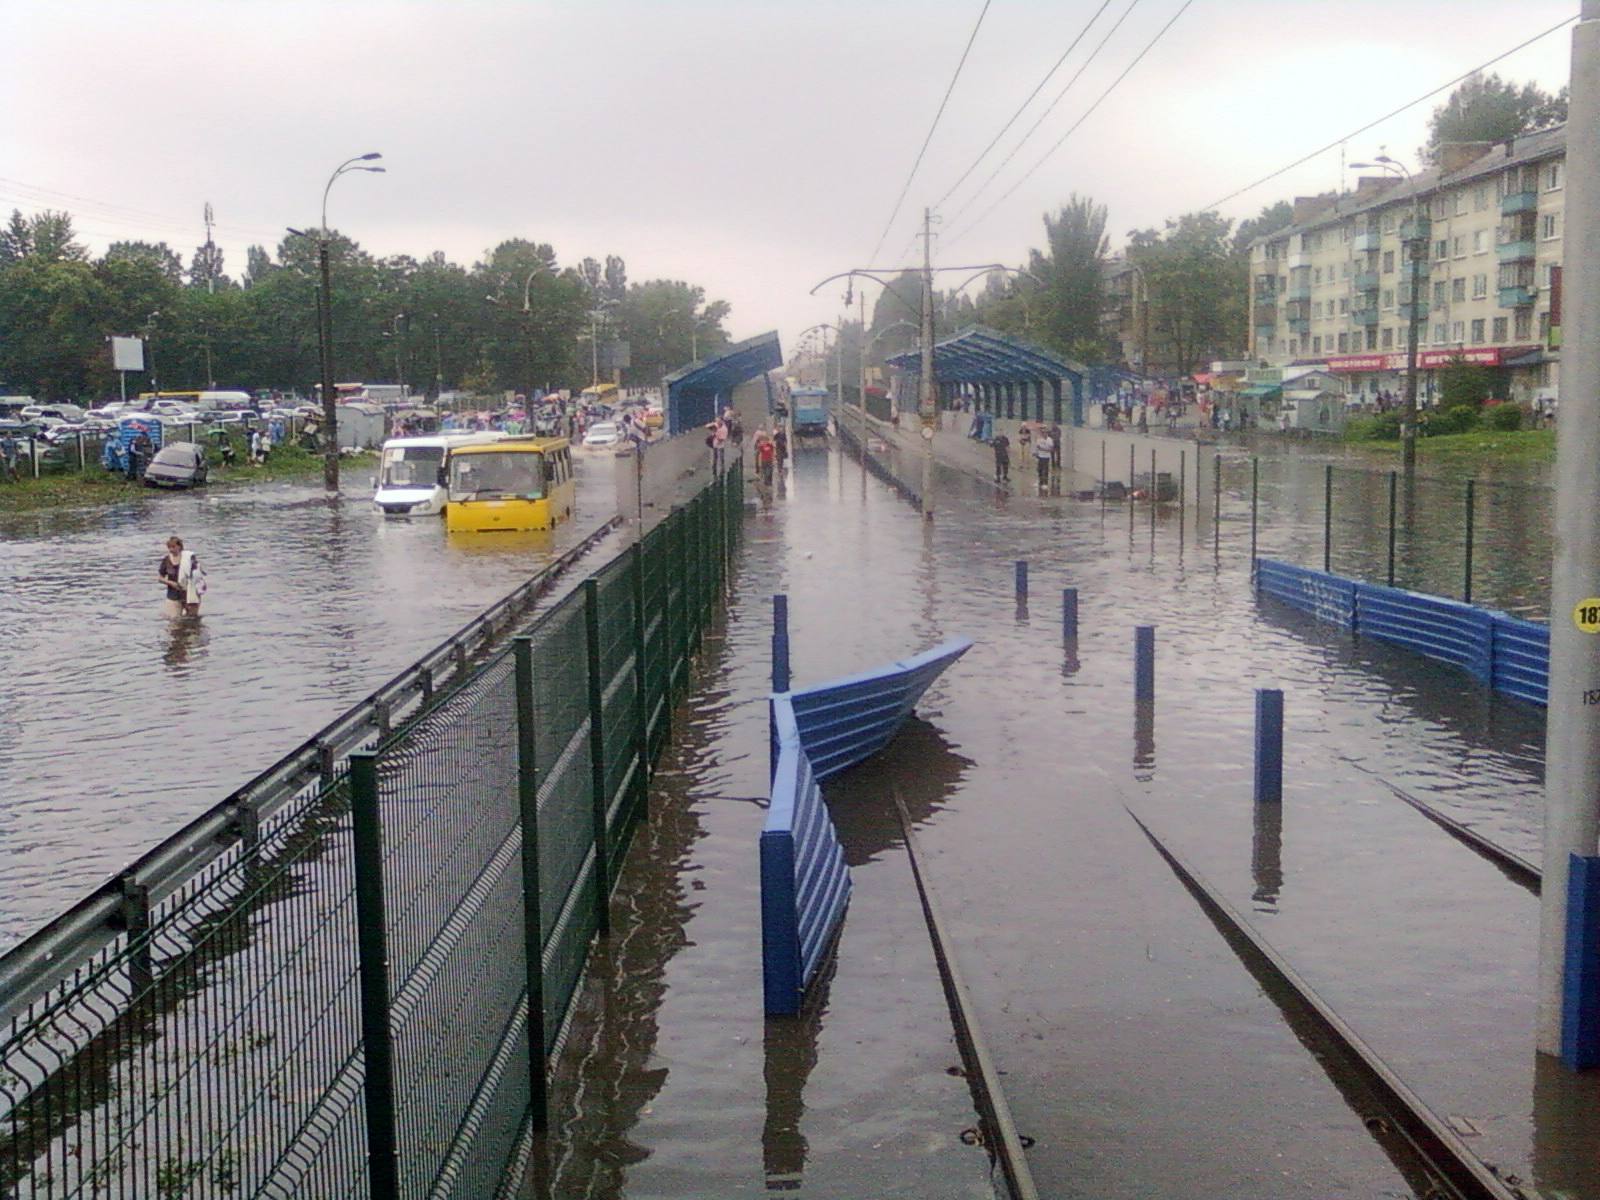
[1354,583,1495,681]
[1257,558,1550,707]
[786,639,974,780]
[761,697,851,1017]
[1493,614,1550,706]
[1254,560,1358,628]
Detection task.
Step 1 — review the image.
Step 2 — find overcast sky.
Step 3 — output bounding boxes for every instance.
[2,1,1578,350]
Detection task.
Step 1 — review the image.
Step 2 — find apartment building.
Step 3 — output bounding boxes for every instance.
[1249,125,1565,408]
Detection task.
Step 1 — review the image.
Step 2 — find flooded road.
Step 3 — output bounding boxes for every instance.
[0,460,623,950]
[550,437,1563,1198]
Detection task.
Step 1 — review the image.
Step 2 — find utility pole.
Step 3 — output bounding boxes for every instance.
[1400,195,1427,474]
[919,207,937,519]
[1539,0,1600,1065]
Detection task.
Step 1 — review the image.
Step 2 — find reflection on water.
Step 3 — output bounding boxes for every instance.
[0,466,619,950]
[1251,799,1284,910]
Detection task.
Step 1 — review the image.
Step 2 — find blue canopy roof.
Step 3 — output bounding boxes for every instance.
[886,325,1085,386]
[664,330,783,435]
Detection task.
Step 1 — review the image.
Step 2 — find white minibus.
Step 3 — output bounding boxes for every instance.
[372,432,506,516]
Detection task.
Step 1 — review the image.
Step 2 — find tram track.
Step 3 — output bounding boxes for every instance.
[1125,806,1527,1200]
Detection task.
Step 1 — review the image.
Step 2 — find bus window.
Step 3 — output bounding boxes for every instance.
[449,449,545,500]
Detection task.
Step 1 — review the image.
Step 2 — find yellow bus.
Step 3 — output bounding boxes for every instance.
[444,437,575,533]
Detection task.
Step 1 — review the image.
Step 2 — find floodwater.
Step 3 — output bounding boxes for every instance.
[4,431,1581,1197]
[0,460,622,951]
[547,436,1572,1199]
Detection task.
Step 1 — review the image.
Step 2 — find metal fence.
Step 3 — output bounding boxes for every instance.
[0,466,742,1199]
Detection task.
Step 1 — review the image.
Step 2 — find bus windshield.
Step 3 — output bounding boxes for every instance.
[448,450,545,500]
[379,445,444,489]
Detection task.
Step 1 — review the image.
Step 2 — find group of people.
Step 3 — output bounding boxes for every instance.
[991,420,1062,492]
[705,408,743,473]
[751,424,788,487]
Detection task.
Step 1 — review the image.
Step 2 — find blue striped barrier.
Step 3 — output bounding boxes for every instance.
[762,695,851,1016]
[786,638,973,780]
[1256,559,1548,706]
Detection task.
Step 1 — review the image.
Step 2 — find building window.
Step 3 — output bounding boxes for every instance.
[1451,320,1465,342]
[1543,263,1557,288]
[1434,238,1449,261]
[1312,336,1322,354]
[1474,186,1489,211]
[1515,310,1533,340]
[1381,327,1394,348]
[1471,318,1485,342]
[1434,323,1448,344]
[1539,311,1551,341]
[1338,298,1349,314]
[1472,230,1486,253]
[1337,333,1349,352]
[1433,196,1449,219]
[1382,249,1395,273]
[1381,213,1397,234]
[1433,280,1448,306]
[1366,329,1379,350]
[1472,274,1488,299]
[1453,192,1468,216]
[1381,288,1395,309]
[1451,277,1466,303]
[1492,316,1508,342]
[1541,213,1560,240]
[1313,267,1323,285]
[1340,225,1352,243]
[1340,261,1350,279]
[1546,162,1563,191]
[1452,235,1466,258]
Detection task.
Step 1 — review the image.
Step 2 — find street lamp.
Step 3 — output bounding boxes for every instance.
[1353,154,1425,473]
[288,151,384,498]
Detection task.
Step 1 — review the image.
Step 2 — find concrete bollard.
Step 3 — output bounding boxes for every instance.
[1134,626,1155,702]
[1254,688,1283,804]
[1062,588,1079,641]
[1014,560,1028,602]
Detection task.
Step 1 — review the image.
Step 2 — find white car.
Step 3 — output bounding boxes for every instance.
[581,422,622,448]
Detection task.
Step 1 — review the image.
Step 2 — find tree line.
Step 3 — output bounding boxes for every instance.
[0,214,732,403]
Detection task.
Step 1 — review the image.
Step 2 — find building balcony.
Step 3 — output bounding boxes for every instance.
[1285,252,1311,270]
[1498,285,1536,308]
[1399,215,1432,243]
[1398,303,1427,322]
[1351,307,1380,326]
[1354,271,1379,292]
[1253,304,1279,326]
[1287,317,1310,334]
[1285,284,1312,302]
[1501,190,1538,215]
[1497,240,1537,263]
[1353,232,1380,253]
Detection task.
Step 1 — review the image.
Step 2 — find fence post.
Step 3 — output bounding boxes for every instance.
[630,541,651,821]
[513,637,548,1130]
[1134,626,1155,703]
[1463,479,1476,604]
[1100,442,1106,508]
[349,749,401,1198]
[1254,689,1284,804]
[1250,458,1259,570]
[1014,561,1028,603]
[772,594,791,693]
[1062,588,1079,641]
[1323,464,1333,574]
[583,578,612,936]
[1212,454,1221,554]
[1387,471,1398,588]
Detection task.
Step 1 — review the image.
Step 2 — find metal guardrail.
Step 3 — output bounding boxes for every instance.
[0,466,744,1199]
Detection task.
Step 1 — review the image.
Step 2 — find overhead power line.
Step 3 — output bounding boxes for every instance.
[934,0,1120,212]
[866,0,993,269]
[1199,13,1578,213]
[947,0,1197,246]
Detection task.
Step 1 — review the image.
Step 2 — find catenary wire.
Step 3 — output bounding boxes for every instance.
[1199,13,1578,213]
[866,0,993,269]
[946,0,1197,247]
[932,0,1126,215]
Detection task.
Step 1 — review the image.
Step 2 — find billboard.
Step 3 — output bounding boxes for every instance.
[111,337,146,372]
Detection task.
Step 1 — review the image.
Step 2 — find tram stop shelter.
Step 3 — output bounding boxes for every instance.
[886,325,1088,426]
[664,330,783,435]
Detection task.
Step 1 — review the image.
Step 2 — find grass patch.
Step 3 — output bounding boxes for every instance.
[1344,427,1555,466]
[0,443,377,514]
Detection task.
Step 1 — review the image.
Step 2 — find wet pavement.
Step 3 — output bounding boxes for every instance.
[4,408,1586,1197]
[545,431,1580,1199]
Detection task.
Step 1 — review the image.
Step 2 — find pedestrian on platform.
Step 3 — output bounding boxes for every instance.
[773,425,788,469]
[1034,429,1054,492]
[754,428,776,487]
[1048,423,1062,474]
[991,432,1010,484]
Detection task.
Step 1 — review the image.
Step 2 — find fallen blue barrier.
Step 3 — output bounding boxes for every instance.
[761,637,972,1015]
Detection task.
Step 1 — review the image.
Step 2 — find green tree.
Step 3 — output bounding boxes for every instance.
[1127,211,1246,376]
[0,257,106,398]
[1424,72,1567,162]
[1437,356,1492,410]
[1024,195,1109,361]
[613,280,730,384]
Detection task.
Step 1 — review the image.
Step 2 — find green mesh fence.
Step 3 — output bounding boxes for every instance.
[1,467,742,1199]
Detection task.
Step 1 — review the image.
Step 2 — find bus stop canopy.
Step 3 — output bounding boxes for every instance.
[664,330,783,435]
[886,325,1086,423]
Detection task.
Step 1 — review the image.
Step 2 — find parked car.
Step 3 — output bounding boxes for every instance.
[21,403,87,422]
[142,442,208,488]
